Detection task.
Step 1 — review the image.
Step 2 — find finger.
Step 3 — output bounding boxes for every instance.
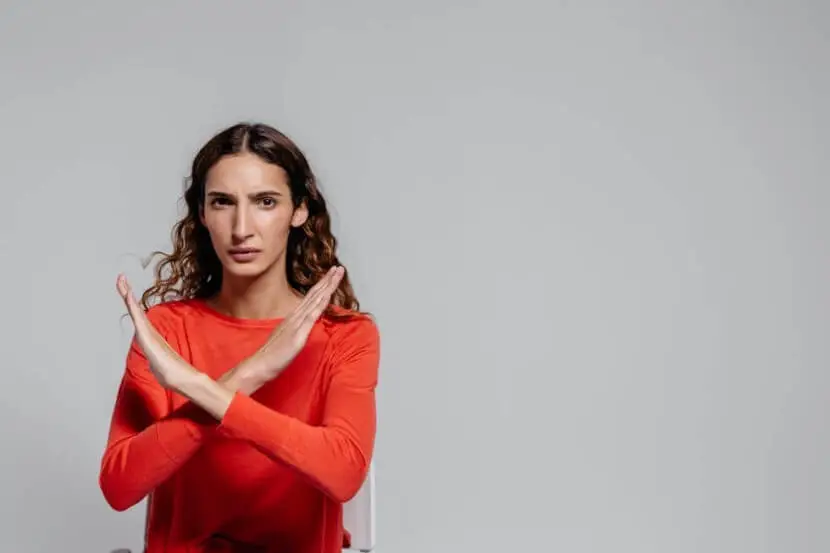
[302,266,338,305]
[264,267,343,350]
[296,270,343,337]
[286,267,335,314]
[118,275,182,366]
[320,266,344,306]
[301,266,343,318]
[304,267,344,323]
[116,274,142,320]
[297,292,331,334]
[115,273,130,301]
[116,274,155,336]
[277,267,344,343]
[286,266,339,324]
[267,268,337,343]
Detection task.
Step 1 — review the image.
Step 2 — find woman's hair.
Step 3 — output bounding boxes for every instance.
[140,122,361,320]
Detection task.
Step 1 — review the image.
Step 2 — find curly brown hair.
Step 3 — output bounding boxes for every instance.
[140,122,361,320]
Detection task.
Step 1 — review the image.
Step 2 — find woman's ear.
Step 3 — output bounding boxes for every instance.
[291,201,309,228]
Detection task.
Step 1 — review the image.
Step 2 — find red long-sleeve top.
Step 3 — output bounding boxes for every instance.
[99,299,380,552]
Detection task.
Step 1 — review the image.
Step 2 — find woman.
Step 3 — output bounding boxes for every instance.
[99,122,380,553]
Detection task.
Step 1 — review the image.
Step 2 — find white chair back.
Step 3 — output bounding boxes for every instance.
[342,463,375,551]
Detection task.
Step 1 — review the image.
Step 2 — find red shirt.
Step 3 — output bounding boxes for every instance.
[99,299,380,552]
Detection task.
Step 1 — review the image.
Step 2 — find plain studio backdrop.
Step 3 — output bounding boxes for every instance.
[1,1,828,552]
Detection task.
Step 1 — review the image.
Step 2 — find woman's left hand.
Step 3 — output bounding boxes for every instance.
[116,274,198,390]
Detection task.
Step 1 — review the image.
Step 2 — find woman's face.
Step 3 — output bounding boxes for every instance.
[200,152,308,280]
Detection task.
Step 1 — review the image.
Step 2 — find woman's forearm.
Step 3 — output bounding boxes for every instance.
[174,358,268,420]
[101,361,264,511]
[176,371,235,420]
[100,357,221,511]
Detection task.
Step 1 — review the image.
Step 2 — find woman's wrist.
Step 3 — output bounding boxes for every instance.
[175,370,236,421]
[223,357,271,395]
[168,355,272,421]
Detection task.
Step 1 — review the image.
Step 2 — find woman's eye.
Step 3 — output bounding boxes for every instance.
[260,197,277,207]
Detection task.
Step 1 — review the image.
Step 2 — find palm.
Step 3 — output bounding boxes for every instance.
[116,275,193,389]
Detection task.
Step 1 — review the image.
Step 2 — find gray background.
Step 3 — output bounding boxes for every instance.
[1,1,828,552]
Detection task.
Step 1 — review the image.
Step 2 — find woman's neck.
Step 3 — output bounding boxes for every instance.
[209,266,303,320]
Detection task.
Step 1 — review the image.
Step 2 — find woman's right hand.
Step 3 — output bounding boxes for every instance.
[117,273,198,391]
[236,266,345,387]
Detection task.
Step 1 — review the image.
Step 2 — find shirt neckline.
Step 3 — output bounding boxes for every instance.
[188,298,286,328]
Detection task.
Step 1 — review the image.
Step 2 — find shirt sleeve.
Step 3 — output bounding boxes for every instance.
[99,315,217,511]
[216,316,380,503]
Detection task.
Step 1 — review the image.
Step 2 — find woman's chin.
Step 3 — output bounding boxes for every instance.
[228,266,265,278]
[222,257,278,280]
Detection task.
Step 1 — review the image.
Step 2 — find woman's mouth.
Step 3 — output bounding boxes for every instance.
[228,248,261,262]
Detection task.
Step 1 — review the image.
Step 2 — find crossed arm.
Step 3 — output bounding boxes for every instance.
[99,269,379,511]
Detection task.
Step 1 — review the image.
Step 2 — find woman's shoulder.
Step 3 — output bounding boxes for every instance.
[321,305,379,343]
[142,297,204,327]
[319,306,380,370]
